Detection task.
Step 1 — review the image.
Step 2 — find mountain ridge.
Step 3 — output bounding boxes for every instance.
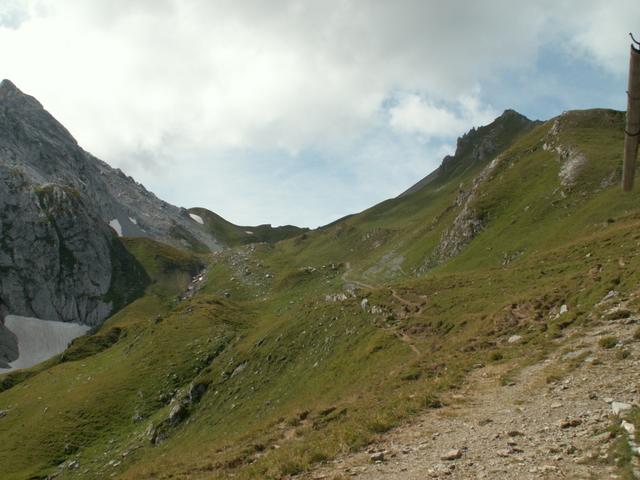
[0,79,221,252]
[399,108,540,198]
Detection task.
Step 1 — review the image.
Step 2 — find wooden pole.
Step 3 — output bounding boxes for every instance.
[622,44,640,191]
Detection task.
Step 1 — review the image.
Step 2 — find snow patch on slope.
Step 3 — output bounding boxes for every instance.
[189,213,204,225]
[128,216,138,225]
[109,218,123,237]
[0,315,90,372]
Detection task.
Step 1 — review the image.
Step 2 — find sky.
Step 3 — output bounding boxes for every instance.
[0,0,638,228]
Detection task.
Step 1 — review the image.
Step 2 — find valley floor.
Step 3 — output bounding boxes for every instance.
[307,303,640,480]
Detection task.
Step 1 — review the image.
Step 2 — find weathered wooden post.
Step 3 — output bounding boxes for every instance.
[622,33,640,191]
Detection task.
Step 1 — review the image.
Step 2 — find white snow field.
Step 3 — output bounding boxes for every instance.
[109,218,123,236]
[0,315,90,372]
[189,213,204,224]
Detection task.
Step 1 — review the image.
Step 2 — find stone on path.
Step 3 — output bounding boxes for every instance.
[611,401,632,415]
[370,451,385,462]
[440,449,463,461]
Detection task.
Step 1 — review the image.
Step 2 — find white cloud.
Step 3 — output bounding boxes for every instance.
[561,0,640,74]
[389,96,460,138]
[0,0,29,28]
[0,0,634,226]
[389,92,498,139]
[0,0,549,158]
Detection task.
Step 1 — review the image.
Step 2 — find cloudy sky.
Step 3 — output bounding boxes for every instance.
[0,1,637,227]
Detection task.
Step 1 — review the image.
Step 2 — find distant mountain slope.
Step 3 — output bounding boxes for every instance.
[188,207,308,247]
[280,108,542,279]
[0,79,220,253]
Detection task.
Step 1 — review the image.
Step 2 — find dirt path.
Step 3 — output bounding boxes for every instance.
[342,263,424,312]
[341,262,376,291]
[341,263,422,356]
[389,288,426,315]
[307,309,640,479]
[393,331,421,356]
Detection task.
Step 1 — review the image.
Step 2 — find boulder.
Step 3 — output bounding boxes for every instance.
[188,381,210,403]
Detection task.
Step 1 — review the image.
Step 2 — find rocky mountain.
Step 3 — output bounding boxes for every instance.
[0,172,148,324]
[0,79,221,253]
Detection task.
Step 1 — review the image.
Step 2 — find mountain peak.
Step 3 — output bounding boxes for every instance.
[499,108,526,118]
[0,78,18,90]
[453,108,534,156]
[494,108,535,126]
[398,108,537,197]
[0,79,22,98]
[0,79,46,113]
[0,79,78,151]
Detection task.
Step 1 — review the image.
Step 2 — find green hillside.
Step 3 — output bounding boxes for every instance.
[1,108,639,479]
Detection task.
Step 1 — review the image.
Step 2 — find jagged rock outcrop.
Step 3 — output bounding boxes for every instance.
[542,116,588,188]
[400,109,537,197]
[0,79,221,253]
[0,324,17,369]
[424,154,505,269]
[0,79,229,319]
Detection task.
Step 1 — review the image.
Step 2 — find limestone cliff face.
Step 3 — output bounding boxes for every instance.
[0,166,149,365]
[0,171,131,325]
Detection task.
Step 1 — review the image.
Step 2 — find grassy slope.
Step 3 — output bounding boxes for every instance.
[1,109,639,479]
